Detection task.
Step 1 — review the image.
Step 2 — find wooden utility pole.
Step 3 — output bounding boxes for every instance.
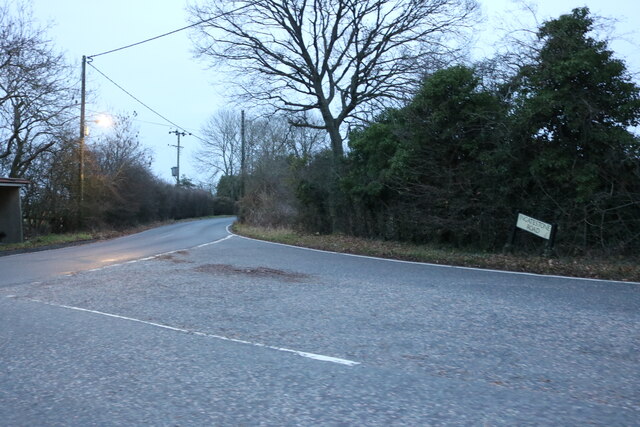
[79,55,87,225]
[169,129,189,185]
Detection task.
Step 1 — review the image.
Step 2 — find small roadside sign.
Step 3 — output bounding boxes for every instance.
[516,213,553,240]
[505,213,558,256]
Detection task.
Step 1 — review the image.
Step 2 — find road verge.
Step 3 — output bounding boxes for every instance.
[233,223,639,283]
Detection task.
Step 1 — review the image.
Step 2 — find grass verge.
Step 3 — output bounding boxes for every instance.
[0,232,95,252]
[233,223,640,283]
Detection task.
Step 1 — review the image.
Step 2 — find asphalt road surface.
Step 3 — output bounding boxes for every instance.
[1,218,638,425]
[0,217,233,287]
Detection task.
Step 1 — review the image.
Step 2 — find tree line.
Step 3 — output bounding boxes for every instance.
[0,4,219,237]
[3,1,639,255]
[194,5,640,255]
[343,8,640,254]
[17,111,218,235]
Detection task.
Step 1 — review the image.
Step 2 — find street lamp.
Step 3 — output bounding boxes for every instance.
[94,113,114,128]
[79,54,113,222]
[79,55,87,212]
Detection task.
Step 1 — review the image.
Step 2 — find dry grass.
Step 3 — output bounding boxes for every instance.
[233,224,640,283]
[0,232,95,252]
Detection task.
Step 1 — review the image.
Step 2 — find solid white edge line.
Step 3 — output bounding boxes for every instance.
[20,298,359,367]
[226,224,639,285]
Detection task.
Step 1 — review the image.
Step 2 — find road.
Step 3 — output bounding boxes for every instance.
[1,218,638,425]
[0,217,233,287]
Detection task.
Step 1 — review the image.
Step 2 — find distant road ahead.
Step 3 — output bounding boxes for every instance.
[0,217,234,287]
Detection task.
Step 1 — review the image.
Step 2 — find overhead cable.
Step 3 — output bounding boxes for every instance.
[89,20,208,59]
[87,62,206,142]
[88,4,251,59]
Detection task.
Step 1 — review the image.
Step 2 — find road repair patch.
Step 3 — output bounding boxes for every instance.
[194,263,311,283]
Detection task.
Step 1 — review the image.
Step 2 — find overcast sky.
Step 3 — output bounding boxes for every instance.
[29,0,640,185]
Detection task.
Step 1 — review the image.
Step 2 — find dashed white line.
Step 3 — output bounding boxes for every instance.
[83,234,235,273]
[17,297,360,367]
[195,234,234,248]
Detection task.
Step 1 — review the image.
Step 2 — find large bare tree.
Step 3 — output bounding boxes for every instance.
[0,4,75,178]
[190,0,478,158]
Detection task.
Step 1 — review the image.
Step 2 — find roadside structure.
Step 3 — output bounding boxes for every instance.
[0,177,30,244]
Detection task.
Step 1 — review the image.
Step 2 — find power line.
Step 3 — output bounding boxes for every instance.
[134,118,204,140]
[133,118,175,128]
[87,4,252,59]
[87,61,206,142]
[88,61,184,131]
[89,20,208,59]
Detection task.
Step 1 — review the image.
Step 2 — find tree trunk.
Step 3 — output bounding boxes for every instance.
[327,124,344,158]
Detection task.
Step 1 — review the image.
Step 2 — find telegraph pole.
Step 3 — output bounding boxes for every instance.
[169,129,189,185]
[240,110,246,197]
[78,55,87,225]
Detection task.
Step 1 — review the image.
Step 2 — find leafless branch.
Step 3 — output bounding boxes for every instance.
[190,0,479,157]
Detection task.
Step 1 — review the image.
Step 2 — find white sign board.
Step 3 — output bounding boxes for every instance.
[516,213,553,240]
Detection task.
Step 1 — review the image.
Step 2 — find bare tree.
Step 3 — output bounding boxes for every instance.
[195,109,327,190]
[190,0,478,158]
[255,113,327,159]
[194,110,242,181]
[0,4,76,178]
[285,119,327,159]
[91,113,152,179]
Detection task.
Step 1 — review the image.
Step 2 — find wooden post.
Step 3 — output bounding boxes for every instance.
[503,212,519,253]
[79,55,87,226]
[543,223,558,257]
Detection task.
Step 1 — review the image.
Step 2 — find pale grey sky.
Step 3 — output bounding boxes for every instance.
[29,0,640,184]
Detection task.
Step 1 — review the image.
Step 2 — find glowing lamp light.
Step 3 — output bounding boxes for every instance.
[94,114,114,127]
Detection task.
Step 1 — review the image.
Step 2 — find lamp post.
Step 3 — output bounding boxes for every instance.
[79,55,113,224]
[79,55,87,215]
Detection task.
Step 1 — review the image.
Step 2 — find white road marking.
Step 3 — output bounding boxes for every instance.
[195,234,234,248]
[229,227,639,285]
[19,297,360,367]
[81,234,235,274]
